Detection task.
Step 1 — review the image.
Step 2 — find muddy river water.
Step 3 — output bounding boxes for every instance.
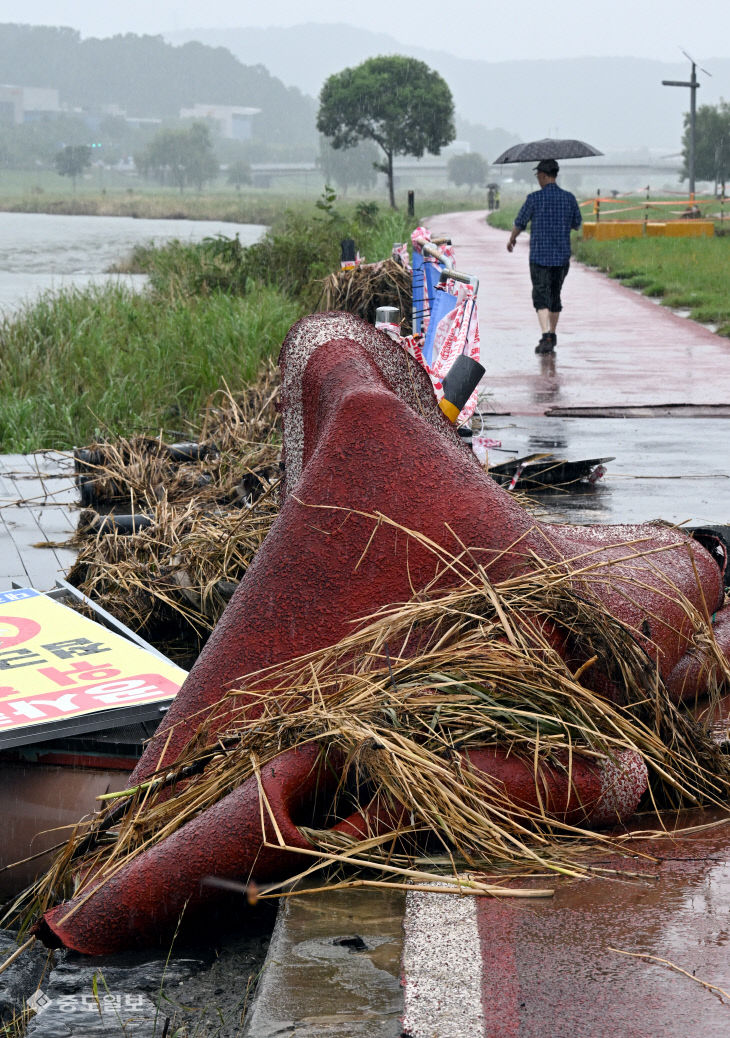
[0,210,265,315]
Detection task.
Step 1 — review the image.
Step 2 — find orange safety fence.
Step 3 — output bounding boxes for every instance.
[579,196,728,217]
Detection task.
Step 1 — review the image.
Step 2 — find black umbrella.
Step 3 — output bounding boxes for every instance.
[493,138,603,164]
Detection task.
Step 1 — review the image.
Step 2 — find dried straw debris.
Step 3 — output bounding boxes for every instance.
[26,530,730,919]
[317,258,412,334]
[74,364,281,510]
[67,366,282,659]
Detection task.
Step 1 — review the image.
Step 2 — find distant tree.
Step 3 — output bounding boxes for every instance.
[447,152,489,192]
[226,159,252,191]
[317,56,455,209]
[682,100,730,194]
[54,144,91,189]
[136,130,183,191]
[0,116,84,171]
[136,122,219,193]
[318,136,378,195]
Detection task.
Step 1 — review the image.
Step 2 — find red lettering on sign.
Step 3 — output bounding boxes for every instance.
[38,661,123,687]
[0,616,42,649]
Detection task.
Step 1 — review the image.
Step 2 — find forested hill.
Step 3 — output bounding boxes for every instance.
[0,24,317,148]
[169,23,730,153]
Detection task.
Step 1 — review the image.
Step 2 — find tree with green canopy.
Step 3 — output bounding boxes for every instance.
[54,144,91,190]
[226,159,252,191]
[447,152,489,192]
[136,122,219,193]
[317,56,455,209]
[682,101,730,195]
[318,136,379,195]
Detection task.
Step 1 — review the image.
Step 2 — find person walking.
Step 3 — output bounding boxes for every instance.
[506,159,582,354]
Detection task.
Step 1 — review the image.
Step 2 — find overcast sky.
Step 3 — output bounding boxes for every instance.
[2,0,728,64]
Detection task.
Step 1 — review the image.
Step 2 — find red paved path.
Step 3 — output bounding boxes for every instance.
[428,210,730,417]
[401,212,730,1037]
[403,817,730,1038]
[476,823,730,1037]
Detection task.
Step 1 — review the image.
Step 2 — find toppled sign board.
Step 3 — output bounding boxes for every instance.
[0,587,187,750]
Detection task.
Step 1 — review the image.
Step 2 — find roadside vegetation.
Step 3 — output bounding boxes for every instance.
[0,191,475,452]
[489,201,730,337]
[572,236,730,336]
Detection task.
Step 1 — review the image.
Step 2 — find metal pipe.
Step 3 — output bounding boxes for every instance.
[438,268,480,296]
[416,239,455,269]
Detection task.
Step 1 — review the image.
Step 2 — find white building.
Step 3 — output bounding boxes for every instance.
[0,84,60,123]
[179,103,260,141]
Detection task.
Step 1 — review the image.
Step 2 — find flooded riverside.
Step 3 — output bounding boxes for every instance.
[2,207,730,1037]
[0,211,265,315]
[0,209,275,1036]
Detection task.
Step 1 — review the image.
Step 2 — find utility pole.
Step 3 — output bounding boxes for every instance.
[662,52,710,197]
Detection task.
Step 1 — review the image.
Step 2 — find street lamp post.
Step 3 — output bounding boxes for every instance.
[662,53,709,198]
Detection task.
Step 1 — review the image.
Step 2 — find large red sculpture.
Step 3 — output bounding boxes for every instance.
[36,313,728,954]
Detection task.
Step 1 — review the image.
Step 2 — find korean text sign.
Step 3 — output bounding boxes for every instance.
[0,588,187,738]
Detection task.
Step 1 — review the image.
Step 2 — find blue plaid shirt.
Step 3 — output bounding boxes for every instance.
[515,182,582,266]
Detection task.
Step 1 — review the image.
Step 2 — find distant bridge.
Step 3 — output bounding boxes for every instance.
[546,161,683,179]
[250,160,685,187]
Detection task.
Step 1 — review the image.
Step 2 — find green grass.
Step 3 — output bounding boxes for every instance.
[0,190,466,453]
[0,283,300,451]
[0,173,487,226]
[487,204,520,232]
[573,236,730,335]
[488,205,730,337]
[120,198,452,307]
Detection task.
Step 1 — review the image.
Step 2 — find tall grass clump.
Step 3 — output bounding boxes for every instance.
[122,195,427,334]
[0,282,299,451]
[227,192,421,309]
[0,189,470,453]
[123,234,249,299]
[122,194,417,311]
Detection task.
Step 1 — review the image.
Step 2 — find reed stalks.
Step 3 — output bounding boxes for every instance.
[16,519,730,924]
[0,283,299,452]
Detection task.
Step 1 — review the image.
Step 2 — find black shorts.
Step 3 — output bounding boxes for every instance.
[530,263,570,312]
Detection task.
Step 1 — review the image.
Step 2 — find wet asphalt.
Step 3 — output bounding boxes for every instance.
[430,210,730,528]
[417,209,730,1037]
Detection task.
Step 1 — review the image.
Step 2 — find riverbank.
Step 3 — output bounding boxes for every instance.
[0,187,484,226]
[0,191,294,226]
[0,194,430,452]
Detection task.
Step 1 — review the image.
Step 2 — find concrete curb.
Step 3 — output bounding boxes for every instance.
[243,888,404,1037]
[401,891,487,1038]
